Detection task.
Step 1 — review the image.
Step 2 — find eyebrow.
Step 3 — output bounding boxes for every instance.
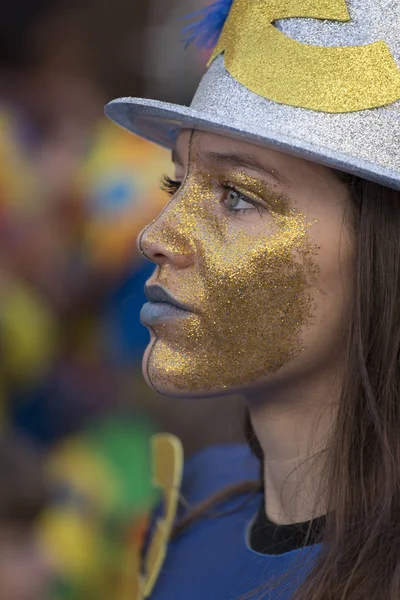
[171,146,288,186]
[202,150,288,185]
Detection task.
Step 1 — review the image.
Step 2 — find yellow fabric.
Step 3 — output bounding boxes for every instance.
[135,434,184,600]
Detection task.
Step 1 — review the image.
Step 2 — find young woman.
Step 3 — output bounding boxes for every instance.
[105,0,400,598]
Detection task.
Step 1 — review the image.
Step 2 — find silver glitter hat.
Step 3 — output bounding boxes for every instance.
[105,0,400,190]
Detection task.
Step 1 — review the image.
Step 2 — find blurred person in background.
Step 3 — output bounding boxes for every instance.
[0,0,170,442]
[0,434,53,600]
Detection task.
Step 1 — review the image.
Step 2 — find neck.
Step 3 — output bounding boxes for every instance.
[245,368,340,525]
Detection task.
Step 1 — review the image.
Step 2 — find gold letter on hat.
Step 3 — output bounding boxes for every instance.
[209,0,400,113]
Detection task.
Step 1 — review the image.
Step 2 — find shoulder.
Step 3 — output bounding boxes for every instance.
[180,442,260,505]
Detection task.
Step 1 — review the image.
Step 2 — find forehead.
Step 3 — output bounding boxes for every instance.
[172,129,340,192]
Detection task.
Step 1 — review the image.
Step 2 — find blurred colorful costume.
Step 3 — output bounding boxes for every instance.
[0,103,170,434]
[38,416,162,600]
[0,102,173,596]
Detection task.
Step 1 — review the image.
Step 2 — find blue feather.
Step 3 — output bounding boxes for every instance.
[181,0,234,49]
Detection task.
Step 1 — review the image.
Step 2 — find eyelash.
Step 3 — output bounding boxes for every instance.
[160,173,180,195]
[159,173,264,217]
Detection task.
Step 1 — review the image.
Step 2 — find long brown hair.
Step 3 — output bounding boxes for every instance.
[173,173,400,599]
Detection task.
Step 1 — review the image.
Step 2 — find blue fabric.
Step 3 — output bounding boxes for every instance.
[150,443,323,600]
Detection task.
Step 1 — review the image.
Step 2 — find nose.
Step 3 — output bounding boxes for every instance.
[137,218,194,270]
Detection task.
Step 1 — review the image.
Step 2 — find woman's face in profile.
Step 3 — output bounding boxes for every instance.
[139,130,355,397]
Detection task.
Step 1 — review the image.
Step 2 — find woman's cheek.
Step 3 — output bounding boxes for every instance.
[145,207,320,395]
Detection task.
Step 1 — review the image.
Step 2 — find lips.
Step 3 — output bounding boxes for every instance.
[140,284,192,326]
[144,284,192,311]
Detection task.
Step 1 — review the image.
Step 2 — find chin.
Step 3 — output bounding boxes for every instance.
[141,331,304,399]
[141,342,270,399]
[141,359,223,398]
[141,341,230,398]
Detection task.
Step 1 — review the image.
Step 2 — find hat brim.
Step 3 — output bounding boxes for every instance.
[105,97,400,190]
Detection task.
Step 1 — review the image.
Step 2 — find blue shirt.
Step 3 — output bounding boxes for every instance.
[149,443,323,599]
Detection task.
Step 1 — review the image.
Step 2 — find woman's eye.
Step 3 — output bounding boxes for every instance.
[225,189,257,212]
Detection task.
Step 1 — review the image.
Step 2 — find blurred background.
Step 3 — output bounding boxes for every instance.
[0,0,245,598]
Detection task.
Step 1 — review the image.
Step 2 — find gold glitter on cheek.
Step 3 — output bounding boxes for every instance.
[142,169,319,394]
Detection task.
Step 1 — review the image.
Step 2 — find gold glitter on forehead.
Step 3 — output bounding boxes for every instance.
[141,136,320,393]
